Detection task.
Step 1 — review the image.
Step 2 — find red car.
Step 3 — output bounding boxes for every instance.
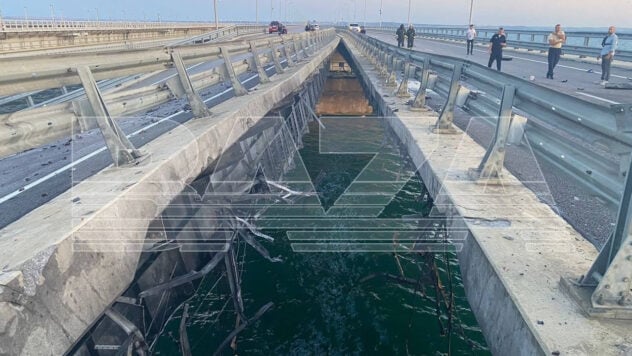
[269,21,280,34]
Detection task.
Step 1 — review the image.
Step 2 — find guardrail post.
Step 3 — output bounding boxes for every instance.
[76,66,143,166]
[386,55,398,88]
[410,57,431,111]
[396,62,412,98]
[379,51,388,78]
[304,35,312,56]
[281,41,295,67]
[249,41,270,83]
[170,51,212,118]
[572,152,632,317]
[433,63,463,134]
[220,47,248,96]
[268,41,285,74]
[293,36,304,60]
[469,85,516,182]
[309,34,316,51]
[613,104,632,133]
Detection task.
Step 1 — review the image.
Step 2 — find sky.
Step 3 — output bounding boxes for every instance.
[0,0,630,29]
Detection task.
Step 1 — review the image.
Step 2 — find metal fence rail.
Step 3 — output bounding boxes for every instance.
[0,29,336,159]
[366,25,632,62]
[0,19,224,32]
[343,29,632,317]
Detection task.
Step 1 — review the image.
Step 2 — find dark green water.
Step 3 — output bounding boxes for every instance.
[153,117,490,355]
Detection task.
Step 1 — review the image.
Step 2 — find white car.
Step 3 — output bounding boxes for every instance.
[349,23,361,32]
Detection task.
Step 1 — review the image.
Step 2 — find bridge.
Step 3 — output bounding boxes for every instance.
[0,19,631,356]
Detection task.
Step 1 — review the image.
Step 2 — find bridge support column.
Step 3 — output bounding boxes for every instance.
[249,41,270,83]
[281,40,295,67]
[396,62,412,98]
[410,57,431,111]
[171,51,212,118]
[220,46,248,96]
[468,85,516,182]
[76,66,143,166]
[268,41,285,74]
[433,63,463,134]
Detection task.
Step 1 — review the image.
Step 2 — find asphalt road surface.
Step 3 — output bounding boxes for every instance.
[368,30,632,106]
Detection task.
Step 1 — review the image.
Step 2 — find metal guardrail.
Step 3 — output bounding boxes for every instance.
[344,29,632,317]
[168,24,266,47]
[0,28,336,159]
[0,19,223,32]
[366,25,632,62]
[0,25,267,109]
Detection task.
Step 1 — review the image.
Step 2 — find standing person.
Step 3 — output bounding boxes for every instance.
[488,27,507,71]
[546,24,566,79]
[406,25,416,49]
[466,24,477,55]
[396,24,406,48]
[599,26,618,86]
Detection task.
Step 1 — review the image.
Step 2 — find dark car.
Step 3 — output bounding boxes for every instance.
[269,21,280,34]
[278,23,288,35]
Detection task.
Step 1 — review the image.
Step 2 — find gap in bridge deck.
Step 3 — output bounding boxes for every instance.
[70,42,490,355]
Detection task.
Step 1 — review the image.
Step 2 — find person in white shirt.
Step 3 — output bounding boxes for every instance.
[466,24,477,55]
[546,24,566,79]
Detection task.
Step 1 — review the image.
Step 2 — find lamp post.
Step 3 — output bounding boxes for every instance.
[379,0,383,28]
[363,0,366,26]
[407,0,412,26]
[24,6,28,21]
[468,0,474,25]
[213,0,219,30]
[50,3,56,23]
[256,0,258,24]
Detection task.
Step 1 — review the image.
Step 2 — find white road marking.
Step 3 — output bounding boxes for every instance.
[0,73,261,205]
[575,92,621,104]
[149,61,208,86]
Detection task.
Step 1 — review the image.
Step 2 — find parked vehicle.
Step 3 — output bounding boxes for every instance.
[269,21,280,33]
[278,23,288,35]
[349,23,361,32]
[305,21,320,31]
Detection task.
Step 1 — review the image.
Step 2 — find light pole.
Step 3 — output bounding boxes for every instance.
[96,8,99,22]
[379,0,383,28]
[50,3,56,23]
[256,0,258,24]
[407,0,412,26]
[213,0,218,29]
[468,0,474,25]
[363,0,366,26]
[24,6,28,21]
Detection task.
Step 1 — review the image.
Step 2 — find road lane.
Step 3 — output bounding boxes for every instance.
[368,31,632,106]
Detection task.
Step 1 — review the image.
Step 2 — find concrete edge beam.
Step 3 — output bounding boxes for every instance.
[340,34,632,356]
[0,37,340,356]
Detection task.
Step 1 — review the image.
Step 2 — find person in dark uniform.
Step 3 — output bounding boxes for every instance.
[360,26,366,34]
[488,27,507,71]
[406,25,416,49]
[396,24,406,48]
